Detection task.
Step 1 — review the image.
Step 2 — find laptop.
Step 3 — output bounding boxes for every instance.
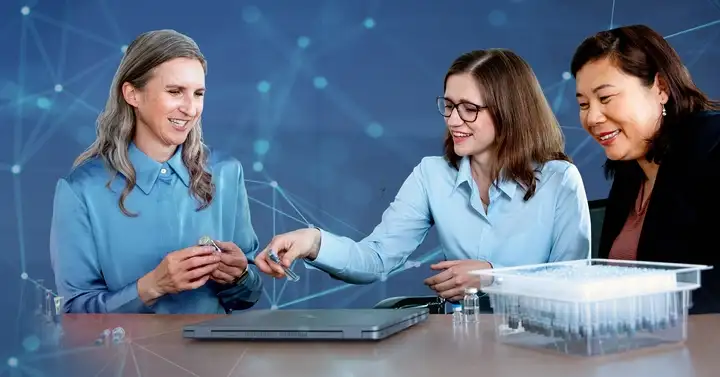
[182,307,429,341]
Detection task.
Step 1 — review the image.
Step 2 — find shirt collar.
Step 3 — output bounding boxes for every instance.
[128,143,190,194]
[452,156,517,199]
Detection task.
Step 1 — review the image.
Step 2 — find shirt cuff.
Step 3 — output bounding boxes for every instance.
[114,282,154,313]
[215,268,262,312]
[303,229,350,275]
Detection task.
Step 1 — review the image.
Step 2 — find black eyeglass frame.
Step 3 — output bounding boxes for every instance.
[436,96,488,123]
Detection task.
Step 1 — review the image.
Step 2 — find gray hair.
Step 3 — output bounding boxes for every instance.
[75,29,214,216]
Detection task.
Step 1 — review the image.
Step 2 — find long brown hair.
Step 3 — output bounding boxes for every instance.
[570,24,720,177]
[74,29,214,217]
[443,49,570,201]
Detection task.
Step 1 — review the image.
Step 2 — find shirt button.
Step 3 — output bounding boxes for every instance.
[160,168,167,174]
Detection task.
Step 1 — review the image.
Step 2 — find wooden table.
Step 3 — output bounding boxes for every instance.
[20,314,720,377]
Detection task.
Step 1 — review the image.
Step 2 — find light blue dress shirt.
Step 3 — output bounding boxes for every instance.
[50,143,263,314]
[308,156,592,284]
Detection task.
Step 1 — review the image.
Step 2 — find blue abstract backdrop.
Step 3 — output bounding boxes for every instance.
[0,0,719,369]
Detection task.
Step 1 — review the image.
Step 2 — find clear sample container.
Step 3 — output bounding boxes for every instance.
[463,287,480,323]
[470,259,712,356]
[452,305,464,325]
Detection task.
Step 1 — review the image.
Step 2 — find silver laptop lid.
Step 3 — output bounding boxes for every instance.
[186,308,428,331]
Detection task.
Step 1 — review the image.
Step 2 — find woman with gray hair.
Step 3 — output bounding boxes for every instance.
[50,29,263,314]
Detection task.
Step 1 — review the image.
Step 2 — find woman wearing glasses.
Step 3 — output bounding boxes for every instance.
[255,49,591,301]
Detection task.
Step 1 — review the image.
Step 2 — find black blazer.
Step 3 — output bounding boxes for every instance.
[598,111,720,315]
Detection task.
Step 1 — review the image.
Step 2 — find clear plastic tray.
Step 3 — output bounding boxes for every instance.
[470,259,712,356]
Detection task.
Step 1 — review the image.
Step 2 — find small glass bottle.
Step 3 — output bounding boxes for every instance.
[452,304,464,325]
[462,287,480,323]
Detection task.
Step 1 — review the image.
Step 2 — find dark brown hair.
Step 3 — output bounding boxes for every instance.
[570,24,720,177]
[443,49,570,201]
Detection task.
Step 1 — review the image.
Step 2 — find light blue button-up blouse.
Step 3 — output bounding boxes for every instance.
[50,143,263,314]
[308,156,592,284]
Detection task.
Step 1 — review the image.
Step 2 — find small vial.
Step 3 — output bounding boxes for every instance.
[198,236,221,253]
[452,305,464,325]
[111,327,126,344]
[268,250,300,282]
[94,329,111,346]
[53,296,62,315]
[462,287,480,323]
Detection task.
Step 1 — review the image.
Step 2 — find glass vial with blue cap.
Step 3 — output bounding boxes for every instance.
[452,304,464,325]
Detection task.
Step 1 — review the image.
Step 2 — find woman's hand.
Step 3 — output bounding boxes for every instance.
[137,245,220,305]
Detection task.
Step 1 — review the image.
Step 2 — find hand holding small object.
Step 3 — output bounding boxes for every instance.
[267,249,300,282]
[255,228,318,280]
[198,236,250,284]
[136,245,220,305]
[198,236,221,253]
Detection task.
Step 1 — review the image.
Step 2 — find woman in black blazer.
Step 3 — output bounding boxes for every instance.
[570,24,720,314]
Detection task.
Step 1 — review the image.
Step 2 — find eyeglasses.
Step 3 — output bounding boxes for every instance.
[436,96,487,123]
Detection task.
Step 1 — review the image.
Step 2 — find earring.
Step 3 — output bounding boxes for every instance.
[662,105,667,117]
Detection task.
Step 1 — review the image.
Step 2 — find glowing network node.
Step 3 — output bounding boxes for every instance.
[252,161,264,172]
[562,71,572,80]
[253,139,270,155]
[313,76,328,89]
[365,122,384,138]
[121,45,128,53]
[257,80,271,93]
[269,181,278,188]
[11,164,21,174]
[7,357,17,368]
[363,18,375,29]
[54,84,63,92]
[22,336,40,352]
[270,304,278,310]
[36,97,51,110]
[21,6,30,16]
[242,6,261,23]
[297,36,311,49]
[20,272,27,279]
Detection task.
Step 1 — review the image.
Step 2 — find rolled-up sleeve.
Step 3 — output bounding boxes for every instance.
[50,179,152,314]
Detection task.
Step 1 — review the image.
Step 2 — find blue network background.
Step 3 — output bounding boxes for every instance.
[0,0,719,373]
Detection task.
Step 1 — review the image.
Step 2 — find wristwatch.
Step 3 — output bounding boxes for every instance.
[232,265,250,285]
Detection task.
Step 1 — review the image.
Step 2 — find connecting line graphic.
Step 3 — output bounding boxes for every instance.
[665,18,720,39]
[21,274,58,298]
[246,177,313,308]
